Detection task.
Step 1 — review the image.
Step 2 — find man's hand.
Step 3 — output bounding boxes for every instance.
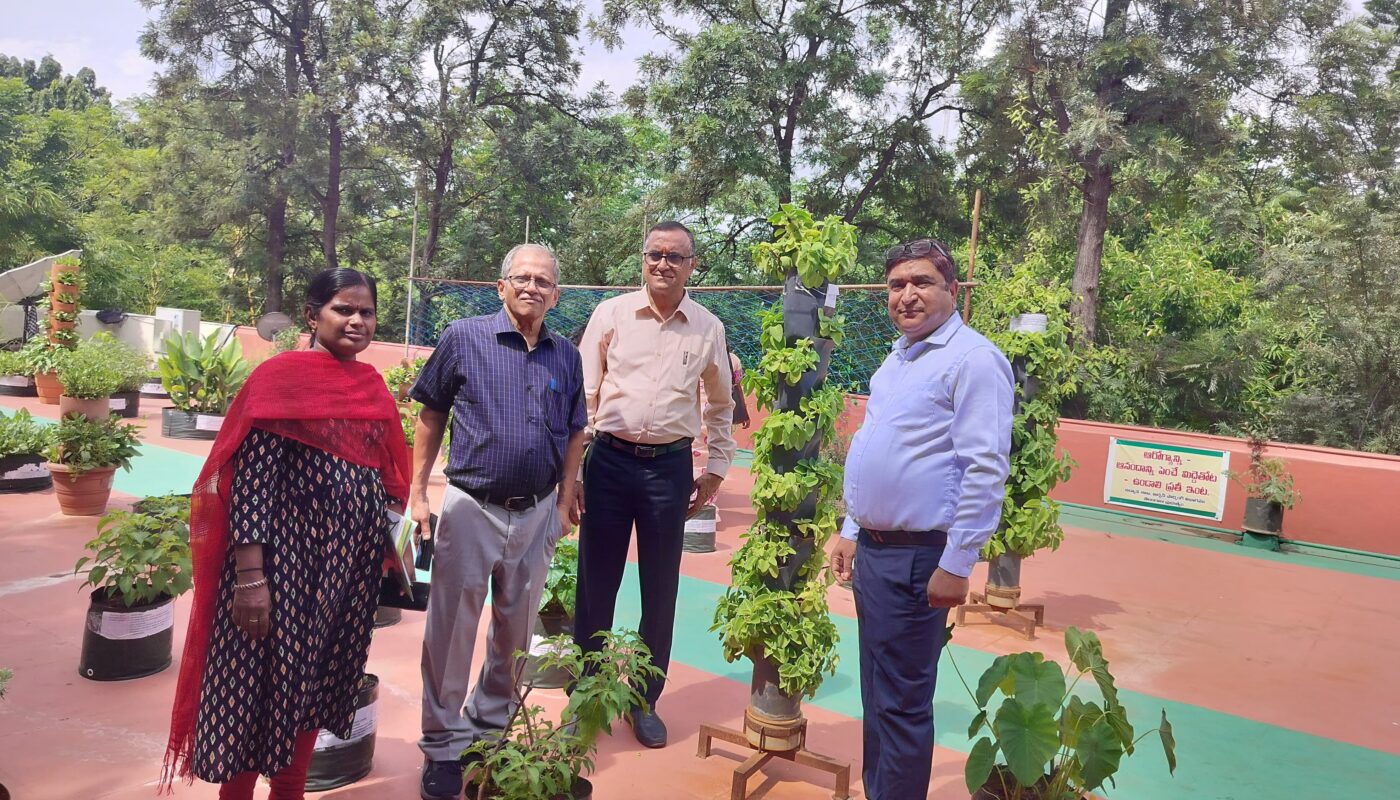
[926,568,969,608]
[687,472,724,518]
[829,537,856,583]
[410,488,432,542]
[557,482,580,539]
[574,479,585,518]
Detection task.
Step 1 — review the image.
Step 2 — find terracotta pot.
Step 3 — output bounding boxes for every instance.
[47,464,117,516]
[51,262,80,284]
[60,395,113,420]
[51,300,77,314]
[34,371,63,404]
[47,317,75,332]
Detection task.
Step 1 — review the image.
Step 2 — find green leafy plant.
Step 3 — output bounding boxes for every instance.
[539,536,579,618]
[951,626,1176,799]
[0,667,10,698]
[45,413,142,477]
[49,329,79,347]
[21,338,70,374]
[714,204,855,699]
[463,629,662,800]
[400,401,421,446]
[0,350,32,377]
[51,309,79,324]
[74,508,193,608]
[157,331,252,415]
[1227,438,1299,508]
[53,290,79,305]
[131,493,192,522]
[973,268,1080,559]
[82,333,152,393]
[58,340,124,399]
[384,357,428,400]
[0,409,52,458]
[272,325,303,354]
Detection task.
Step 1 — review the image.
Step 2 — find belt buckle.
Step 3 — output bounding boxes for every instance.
[503,496,529,512]
[636,445,657,458]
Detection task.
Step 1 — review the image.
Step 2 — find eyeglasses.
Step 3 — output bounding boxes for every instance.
[883,238,952,268]
[642,250,694,268]
[505,274,557,292]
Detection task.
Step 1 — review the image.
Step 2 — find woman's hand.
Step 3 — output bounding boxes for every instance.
[233,582,272,640]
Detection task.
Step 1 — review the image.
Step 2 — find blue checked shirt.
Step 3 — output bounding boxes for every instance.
[410,309,587,497]
[840,314,1014,577]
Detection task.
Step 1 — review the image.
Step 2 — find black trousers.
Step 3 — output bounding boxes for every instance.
[574,438,692,705]
[853,533,949,800]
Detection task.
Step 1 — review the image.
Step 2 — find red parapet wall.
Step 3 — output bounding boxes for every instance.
[1051,419,1400,556]
[233,327,436,373]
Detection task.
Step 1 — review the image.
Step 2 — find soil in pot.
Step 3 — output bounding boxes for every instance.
[60,394,113,420]
[0,374,37,397]
[162,407,223,440]
[79,589,175,681]
[34,371,62,404]
[48,463,116,516]
[305,674,379,792]
[0,454,52,493]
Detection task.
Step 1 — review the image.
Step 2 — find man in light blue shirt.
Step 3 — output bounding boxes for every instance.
[829,237,1012,800]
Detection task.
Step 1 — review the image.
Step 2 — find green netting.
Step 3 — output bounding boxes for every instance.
[408,280,898,394]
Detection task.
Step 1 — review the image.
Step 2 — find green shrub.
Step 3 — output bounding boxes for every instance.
[83,333,150,392]
[539,537,579,617]
[20,338,69,374]
[75,509,193,608]
[59,340,124,399]
[157,331,252,415]
[0,409,52,458]
[45,413,142,477]
[272,325,302,354]
[0,350,32,377]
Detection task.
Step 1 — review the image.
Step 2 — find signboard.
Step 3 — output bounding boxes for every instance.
[1103,438,1229,521]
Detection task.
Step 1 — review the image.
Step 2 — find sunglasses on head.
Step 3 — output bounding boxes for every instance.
[884,238,952,268]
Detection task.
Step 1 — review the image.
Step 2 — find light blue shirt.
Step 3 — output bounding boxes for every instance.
[840,313,1014,577]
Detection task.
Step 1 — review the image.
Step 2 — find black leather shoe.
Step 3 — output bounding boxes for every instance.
[421,758,463,800]
[627,706,667,748]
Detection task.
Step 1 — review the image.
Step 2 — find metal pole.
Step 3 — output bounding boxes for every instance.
[524,215,530,243]
[963,189,982,323]
[403,185,419,357]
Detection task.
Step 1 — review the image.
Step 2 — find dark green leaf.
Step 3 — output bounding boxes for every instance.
[1159,711,1177,775]
[1075,720,1124,790]
[964,736,998,794]
[993,697,1060,787]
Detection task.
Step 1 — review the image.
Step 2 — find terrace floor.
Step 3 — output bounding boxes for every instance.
[3,394,1399,799]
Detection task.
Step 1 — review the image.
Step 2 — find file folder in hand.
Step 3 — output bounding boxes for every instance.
[379,509,435,611]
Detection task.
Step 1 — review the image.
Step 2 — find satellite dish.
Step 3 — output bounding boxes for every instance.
[0,249,80,303]
[255,312,296,341]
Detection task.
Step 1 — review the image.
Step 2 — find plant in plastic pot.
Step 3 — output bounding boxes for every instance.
[45,412,142,516]
[73,507,192,680]
[524,536,579,688]
[0,409,54,492]
[0,350,36,396]
[464,629,660,800]
[713,204,852,748]
[157,331,251,439]
[952,626,1176,800]
[58,339,124,419]
[84,332,151,418]
[1227,436,1297,546]
[20,337,70,404]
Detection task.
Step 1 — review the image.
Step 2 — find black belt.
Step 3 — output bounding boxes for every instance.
[596,431,692,458]
[858,528,948,547]
[460,486,553,512]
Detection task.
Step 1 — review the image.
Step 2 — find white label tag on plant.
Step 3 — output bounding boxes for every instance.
[824,283,839,308]
[141,382,163,393]
[0,375,29,387]
[315,701,378,749]
[109,398,127,411]
[97,602,174,641]
[195,415,224,432]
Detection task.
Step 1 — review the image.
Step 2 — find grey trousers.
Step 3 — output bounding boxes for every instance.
[418,484,561,761]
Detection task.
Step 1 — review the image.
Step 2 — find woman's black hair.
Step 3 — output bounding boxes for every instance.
[305,268,377,316]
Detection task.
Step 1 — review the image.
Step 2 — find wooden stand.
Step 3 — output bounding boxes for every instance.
[954,591,1045,640]
[697,714,850,800]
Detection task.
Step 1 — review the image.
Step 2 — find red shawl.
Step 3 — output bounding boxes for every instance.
[161,350,410,790]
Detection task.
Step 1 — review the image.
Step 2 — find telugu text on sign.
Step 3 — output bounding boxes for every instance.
[1103,438,1229,520]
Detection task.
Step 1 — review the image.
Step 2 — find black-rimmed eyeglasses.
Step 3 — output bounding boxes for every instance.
[642,250,694,267]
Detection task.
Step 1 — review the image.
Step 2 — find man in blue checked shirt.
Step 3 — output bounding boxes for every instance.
[828,237,1013,800]
[408,243,588,800]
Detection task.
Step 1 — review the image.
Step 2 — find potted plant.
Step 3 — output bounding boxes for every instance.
[272,324,303,354]
[73,506,193,680]
[58,339,123,419]
[952,626,1177,799]
[524,536,579,688]
[45,413,142,516]
[713,204,853,751]
[400,401,421,466]
[384,357,428,403]
[972,270,1080,611]
[1228,437,1298,550]
[82,333,151,418]
[20,337,69,405]
[157,331,251,440]
[0,409,54,492]
[463,629,662,799]
[0,351,36,397]
[306,673,381,790]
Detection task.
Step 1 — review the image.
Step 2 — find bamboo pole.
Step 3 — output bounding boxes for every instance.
[403,185,419,357]
[962,188,982,323]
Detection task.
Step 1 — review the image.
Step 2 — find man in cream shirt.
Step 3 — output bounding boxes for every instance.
[575,220,735,748]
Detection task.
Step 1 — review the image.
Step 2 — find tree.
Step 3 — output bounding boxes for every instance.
[976,0,1335,341]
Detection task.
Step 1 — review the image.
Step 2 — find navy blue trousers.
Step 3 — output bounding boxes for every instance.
[574,438,691,705]
[853,534,949,800]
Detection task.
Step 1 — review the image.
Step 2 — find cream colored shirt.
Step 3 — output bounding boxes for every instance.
[581,287,737,476]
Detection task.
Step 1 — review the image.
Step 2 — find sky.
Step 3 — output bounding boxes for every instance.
[0,0,653,101]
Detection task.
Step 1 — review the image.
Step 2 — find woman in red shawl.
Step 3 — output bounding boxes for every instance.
[163,268,410,798]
